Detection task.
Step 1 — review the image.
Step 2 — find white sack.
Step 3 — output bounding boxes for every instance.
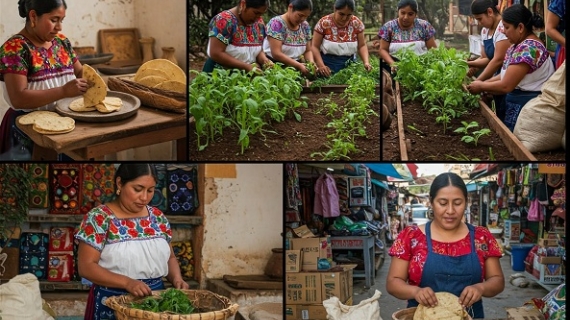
[323,289,382,320]
[514,61,566,152]
[0,273,54,320]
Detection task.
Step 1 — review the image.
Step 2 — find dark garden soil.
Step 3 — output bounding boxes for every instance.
[189,58,380,161]
[382,94,566,161]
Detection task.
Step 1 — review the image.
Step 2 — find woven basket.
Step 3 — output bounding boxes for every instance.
[392,307,473,320]
[105,289,239,320]
[107,77,186,114]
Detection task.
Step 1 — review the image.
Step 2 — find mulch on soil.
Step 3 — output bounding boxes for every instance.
[382,91,566,161]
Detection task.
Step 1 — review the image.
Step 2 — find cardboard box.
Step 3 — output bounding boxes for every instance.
[286,272,322,304]
[537,256,562,264]
[286,296,353,320]
[506,306,545,320]
[532,256,564,284]
[286,250,302,273]
[286,264,356,305]
[290,237,332,271]
[538,238,559,247]
[321,264,355,302]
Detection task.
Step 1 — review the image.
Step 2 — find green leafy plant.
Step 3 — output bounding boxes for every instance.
[489,147,495,161]
[0,164,31,243]
[130,288,195,314]
[310,57,380,87]
[453,121,479,135]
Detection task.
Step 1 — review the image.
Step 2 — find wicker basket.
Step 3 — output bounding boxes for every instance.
[107,77,186,114]
[105,289,239,320]
[392,307,473,320]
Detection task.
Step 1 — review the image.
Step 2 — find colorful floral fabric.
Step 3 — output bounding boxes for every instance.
[207,10,265,65]
[378,18,436,43]
[389,224,503,286]
[314,14,364,43]
[266,16,312,45]
[208,10,265,47]
[76,205,172,252]
[0,33,76,82]
[378,18,436,56]
[501,39,554,91]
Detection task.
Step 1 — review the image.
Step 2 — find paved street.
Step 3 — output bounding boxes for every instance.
[352,250,553,319]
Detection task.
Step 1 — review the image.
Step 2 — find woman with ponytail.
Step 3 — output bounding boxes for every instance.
[467,4,554,132]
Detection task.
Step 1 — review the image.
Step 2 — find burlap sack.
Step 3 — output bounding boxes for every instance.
[323,289,382,320]
[514,61,566,152]
[0,273,54,320]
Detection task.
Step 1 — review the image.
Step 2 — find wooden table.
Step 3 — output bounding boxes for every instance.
[17,107,187,160]
[330,235,375,288]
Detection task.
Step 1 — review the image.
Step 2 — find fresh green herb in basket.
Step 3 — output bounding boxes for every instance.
[130,288,195,314]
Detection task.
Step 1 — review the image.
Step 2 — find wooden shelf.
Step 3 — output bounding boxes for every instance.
[25,214,202,225]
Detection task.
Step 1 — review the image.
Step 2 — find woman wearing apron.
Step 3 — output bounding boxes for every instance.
[545,0,565,69]
[203,0,272,73]
[378,0,437,77]
[467,4,554,132]
[311,0,372,76]
[386,172,504,319]
[467,0,510,120]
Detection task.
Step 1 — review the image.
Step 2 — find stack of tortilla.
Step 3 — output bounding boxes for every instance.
[133,59,186,94]
[18,111,75,135]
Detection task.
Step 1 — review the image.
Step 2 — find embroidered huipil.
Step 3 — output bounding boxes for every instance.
[0,33,77,111]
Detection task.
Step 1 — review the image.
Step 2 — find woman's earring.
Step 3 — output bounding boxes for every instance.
[116,189,121,195]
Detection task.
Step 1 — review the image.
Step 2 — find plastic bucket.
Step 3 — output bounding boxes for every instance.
[510,244,534,271]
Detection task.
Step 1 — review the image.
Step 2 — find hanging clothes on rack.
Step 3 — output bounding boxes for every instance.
[313,172,341,218]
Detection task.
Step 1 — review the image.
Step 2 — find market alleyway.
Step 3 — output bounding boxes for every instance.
[351,250,552,319]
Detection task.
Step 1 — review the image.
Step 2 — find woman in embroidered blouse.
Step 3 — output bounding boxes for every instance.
[378,0,437,74]
[467,4,555,132]
[545,0,565,69]
[311,0,372,76]
[203,0,271,73]
[386,172,504,320]
[76,164,189,320]
[0,0,88,159]
[263,0,315,76]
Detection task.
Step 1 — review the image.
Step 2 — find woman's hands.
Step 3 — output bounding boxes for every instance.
[364,63,372,71]
[62,78,88,97]
[125,278,153,297]
[413,287,438,307]
[466,80,484,94]
[316,64,331,77]
[171,278,190,290]
[459,284,484,308]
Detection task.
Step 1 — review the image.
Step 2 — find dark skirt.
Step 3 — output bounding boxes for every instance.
[0,108,32,160]
[504,89,541,132]
[320,53,355,74]
[84,277,165,320]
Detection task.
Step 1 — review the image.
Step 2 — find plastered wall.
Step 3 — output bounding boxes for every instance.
[201,164,283,281]
[0,0,186,72]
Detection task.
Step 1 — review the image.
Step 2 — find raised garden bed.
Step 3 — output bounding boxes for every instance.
[382,83,566,161]
[190,91,380,161]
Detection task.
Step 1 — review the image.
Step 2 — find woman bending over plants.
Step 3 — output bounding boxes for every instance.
[263,0,316,78]
[203,0,273,74]
[467,4,554,132]
[378,0,437,76]
[311,0,372,76]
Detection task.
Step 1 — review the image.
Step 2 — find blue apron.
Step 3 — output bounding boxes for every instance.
[483,32,506,121]
[320,53,355,74]
[504,89,541,132]
[89,277,165,320]
[407,222,484,319]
